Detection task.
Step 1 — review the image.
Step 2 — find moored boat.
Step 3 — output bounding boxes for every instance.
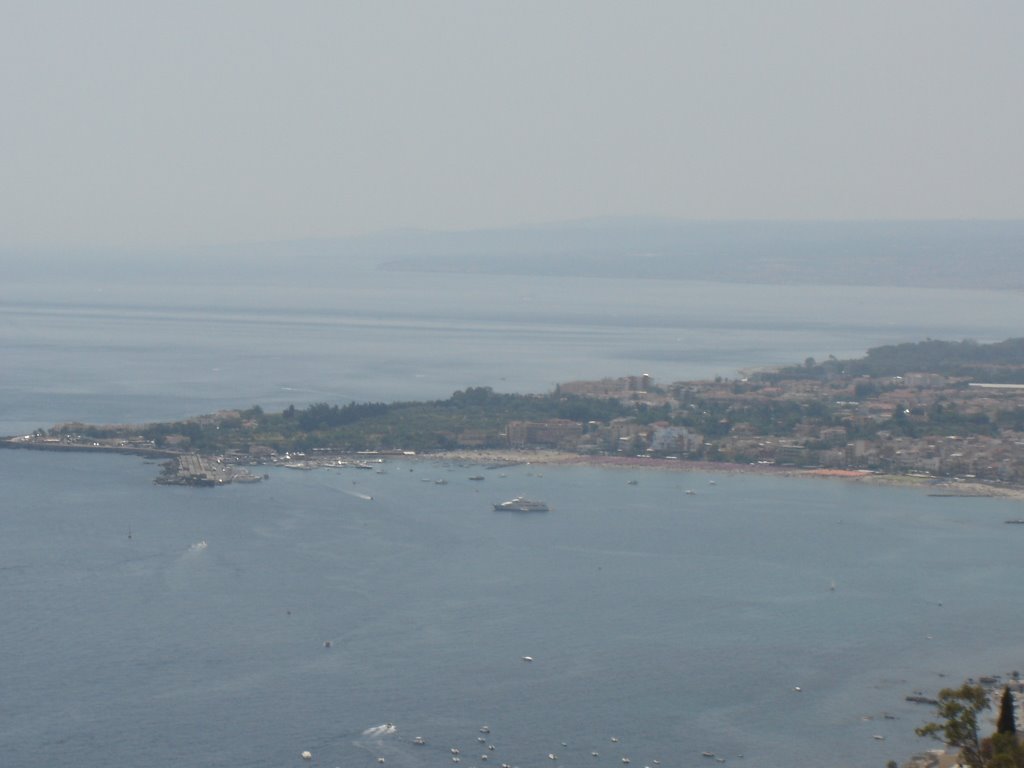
[493,497,549,512]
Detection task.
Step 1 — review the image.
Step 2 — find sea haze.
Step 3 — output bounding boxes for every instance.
[1,261,1022,436]
[2,224,1023,767]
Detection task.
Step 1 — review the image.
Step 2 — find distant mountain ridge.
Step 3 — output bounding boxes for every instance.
[372,219,1024,290]
[3,219,1021,290]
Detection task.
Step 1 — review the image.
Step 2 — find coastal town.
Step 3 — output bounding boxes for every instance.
[5,339,1024,491]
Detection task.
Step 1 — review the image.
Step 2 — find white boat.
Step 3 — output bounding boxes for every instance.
[494,497,549,512]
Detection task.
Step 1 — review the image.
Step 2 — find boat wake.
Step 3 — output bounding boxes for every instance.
[344,490,374,501]
[363,723,398,737]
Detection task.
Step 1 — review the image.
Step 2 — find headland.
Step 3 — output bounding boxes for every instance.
[4,337,1024,494]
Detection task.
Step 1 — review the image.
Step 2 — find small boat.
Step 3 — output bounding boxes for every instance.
[494,497,549,512]
[522,655,534,662]
[301,751,312,760]
[1006,520,1024,524]
[414,737,426,746]
[480,726,490,734]
[470,475,485,481]
[622,758,630,765]
[627,479,638,485]
[685,489,696,495]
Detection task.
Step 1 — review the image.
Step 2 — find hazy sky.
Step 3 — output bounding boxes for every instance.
[2,1,1022,248]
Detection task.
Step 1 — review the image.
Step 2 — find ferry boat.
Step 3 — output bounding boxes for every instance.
[493,497,549,512]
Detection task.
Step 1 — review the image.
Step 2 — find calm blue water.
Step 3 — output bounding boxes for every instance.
[2,270,1022,435]
[3,451,1024,768]
[2,270,1024,767]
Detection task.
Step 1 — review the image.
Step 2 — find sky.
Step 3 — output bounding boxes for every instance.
[2,1,1023,249]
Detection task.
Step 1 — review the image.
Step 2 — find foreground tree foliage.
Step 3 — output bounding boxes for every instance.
[916,684,990,768]
[986,732,1024,768]
[983,687,1024,768]
[999,687,1018,735]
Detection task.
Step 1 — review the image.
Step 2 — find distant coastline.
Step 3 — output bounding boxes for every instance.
[6,336,1024,493]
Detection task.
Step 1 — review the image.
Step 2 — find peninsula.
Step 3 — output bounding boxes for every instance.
[5,338,1024,490]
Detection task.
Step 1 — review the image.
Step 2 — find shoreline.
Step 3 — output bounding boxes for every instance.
[423,449,1024,501]
[6,437,1023,500]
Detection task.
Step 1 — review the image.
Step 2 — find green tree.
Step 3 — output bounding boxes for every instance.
[987,732,1024,768]
[998,687,1017,735]
[916,684,990,768]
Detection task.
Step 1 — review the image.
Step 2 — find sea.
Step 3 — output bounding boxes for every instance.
[2,265,1024,768]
